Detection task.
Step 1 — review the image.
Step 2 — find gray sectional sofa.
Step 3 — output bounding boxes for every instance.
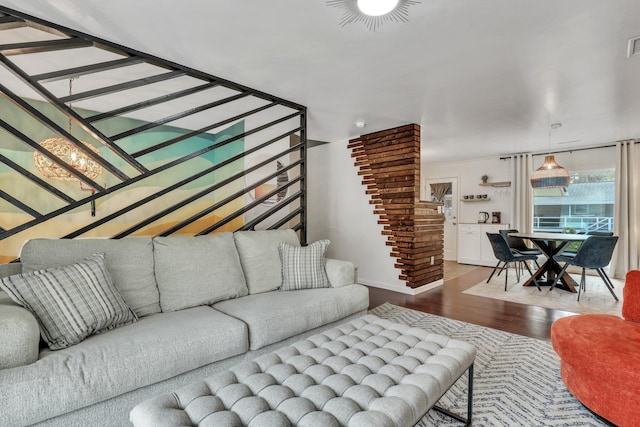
[0,229,369,426]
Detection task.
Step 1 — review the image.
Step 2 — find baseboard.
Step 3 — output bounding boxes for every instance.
[359,277,444,295]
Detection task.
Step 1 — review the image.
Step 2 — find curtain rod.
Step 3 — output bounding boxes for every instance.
[498,139,637,160]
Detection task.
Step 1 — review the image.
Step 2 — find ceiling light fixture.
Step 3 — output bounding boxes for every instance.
[33,77,104,216]
[327,0,420,31]
[357,0,399,16]
[530,123,571,189]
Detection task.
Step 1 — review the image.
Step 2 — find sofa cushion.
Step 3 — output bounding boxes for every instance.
[153,233,248,312]
[234,229,300,294]
[0,306,248,427]
[279,239,330,291]
[213,284,370,350]
[0,253,137,350]
[20,238,160,317]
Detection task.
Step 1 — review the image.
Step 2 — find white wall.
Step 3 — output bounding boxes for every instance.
[422,156,513,225]
[307,140,405,291]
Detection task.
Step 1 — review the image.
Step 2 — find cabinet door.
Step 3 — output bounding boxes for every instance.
[457,225,481,264]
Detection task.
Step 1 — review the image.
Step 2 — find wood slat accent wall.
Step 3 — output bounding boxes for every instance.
[348,124,444,289]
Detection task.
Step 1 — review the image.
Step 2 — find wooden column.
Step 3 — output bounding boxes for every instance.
[348,124,444,289]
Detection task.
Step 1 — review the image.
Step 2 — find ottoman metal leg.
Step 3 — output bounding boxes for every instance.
[432,363,474,426]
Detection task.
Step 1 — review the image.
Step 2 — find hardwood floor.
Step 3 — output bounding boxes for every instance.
[367,261,576,341]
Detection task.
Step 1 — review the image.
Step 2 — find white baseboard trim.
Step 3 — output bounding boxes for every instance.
[358,278,444,295]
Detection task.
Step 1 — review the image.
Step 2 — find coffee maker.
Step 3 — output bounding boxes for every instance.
[491,212,501,224]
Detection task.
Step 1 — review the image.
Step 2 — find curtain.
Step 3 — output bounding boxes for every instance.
[511,153,534,232]
[430,182,451,202]
[610,140,640,278]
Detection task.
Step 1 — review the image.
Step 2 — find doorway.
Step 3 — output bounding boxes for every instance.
[425,177,458,261]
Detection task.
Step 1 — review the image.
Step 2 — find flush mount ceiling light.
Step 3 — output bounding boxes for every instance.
[327,0,420,31]
[530,123,571,189]
[358,0,399,16]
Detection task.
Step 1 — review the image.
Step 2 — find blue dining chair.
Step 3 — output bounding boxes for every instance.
[499,229,541,270]
[486,233,541,291]
[559,230,614,258]
[552,236,618,301]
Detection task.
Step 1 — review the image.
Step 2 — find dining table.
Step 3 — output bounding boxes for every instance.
[508,232,591,293]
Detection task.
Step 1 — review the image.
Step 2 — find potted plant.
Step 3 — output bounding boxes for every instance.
[481,174,489,184]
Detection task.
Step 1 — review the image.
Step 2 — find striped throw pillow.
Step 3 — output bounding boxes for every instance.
[279,239,331,291]
[0,253,137,350]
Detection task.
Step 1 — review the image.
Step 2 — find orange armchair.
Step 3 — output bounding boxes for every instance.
[551,270,640,426]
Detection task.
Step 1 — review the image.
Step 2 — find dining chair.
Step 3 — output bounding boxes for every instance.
[499,229,541,270]
[559,230,614,258]
[552,235,618,301]
[486,233,541,291]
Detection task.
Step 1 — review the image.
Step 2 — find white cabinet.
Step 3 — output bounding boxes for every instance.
[457,223,510,266]
[457,225,481,263]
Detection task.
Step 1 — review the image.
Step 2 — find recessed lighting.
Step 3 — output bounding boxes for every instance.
[355,121,366,128]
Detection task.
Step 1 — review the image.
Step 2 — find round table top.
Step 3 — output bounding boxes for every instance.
[509,232,591,242]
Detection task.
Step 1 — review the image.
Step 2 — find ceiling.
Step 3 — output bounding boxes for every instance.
[2,0,640,162]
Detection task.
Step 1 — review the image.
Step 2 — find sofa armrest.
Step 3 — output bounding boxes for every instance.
[325,258,356,287]
[0,297,40,369]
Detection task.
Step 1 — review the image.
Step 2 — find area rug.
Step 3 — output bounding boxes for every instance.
[462,270,623,315]
[370,303,610,426]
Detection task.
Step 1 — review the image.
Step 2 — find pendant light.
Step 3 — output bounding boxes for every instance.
[530,123,571,189]
[33,78,103,182]
[33,77,103,216]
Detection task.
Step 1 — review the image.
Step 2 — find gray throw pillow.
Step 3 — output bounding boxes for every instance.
[0,253,137,350]
[279,239,331,291]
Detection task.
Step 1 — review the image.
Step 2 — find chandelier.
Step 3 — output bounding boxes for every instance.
[327,0,421,31]
[32,78,103,216]
[33,78,103,182]
[33,137,102,181]
[530,123,571,189]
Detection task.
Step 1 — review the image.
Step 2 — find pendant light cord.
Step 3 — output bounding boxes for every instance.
[67,77,76,134]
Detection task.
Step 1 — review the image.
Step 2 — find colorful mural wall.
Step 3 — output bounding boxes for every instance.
[0,97,246,263]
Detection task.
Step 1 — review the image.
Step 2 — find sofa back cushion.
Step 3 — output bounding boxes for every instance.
[153,233,248,312]
[234,229,300,294]
[20,238,160,317]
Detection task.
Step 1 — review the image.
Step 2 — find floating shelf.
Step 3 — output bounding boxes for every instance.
[479,181,511,187]
[461,198,491,202]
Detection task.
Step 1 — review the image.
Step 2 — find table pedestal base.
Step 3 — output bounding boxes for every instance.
[522,259,577,293]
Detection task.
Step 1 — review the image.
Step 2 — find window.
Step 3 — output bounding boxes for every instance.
[533,169,615,233]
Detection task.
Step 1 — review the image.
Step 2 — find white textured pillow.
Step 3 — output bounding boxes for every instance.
[0,253,137,350]
[279,239,331,291]
[234,229,301,294]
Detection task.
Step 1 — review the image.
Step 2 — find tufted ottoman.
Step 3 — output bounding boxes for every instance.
[130,315,476,427]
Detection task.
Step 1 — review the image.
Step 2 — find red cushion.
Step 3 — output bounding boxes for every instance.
[623,270,640,323]
[551,314,640,426]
